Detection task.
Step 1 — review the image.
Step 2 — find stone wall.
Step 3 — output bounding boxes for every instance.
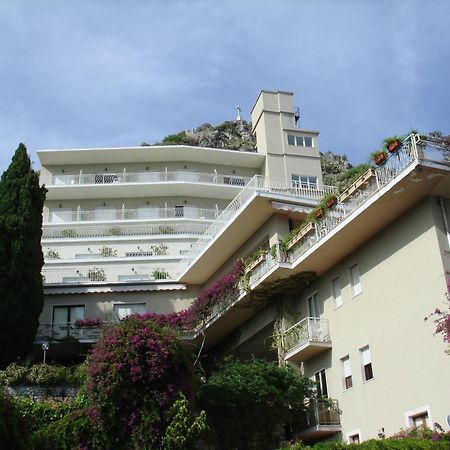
[4,385,77,400]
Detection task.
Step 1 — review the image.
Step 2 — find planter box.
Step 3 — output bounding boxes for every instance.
[326,197,337,208]
[244,252,267,274]
[338,169,376,204]
[387,139,401,153]
[286,222,315,250]
[373,152,386,166]
[315,208,325,219]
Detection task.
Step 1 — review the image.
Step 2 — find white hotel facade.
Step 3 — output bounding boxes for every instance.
[36,91,450,444]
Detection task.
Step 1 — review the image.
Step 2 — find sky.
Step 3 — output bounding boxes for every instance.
[0,0,449,173]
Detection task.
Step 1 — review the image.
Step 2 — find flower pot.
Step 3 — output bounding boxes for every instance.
[325,197,337,208]
[286,222,315,250]
[244,252,266,274]
[315,208,325,219]
[387,139,401,153]
[373,152,386,166]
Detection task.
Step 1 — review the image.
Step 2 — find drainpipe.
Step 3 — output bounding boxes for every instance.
[439,197,450,250]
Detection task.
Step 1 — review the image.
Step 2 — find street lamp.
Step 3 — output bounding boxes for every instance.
[41,341,49,364]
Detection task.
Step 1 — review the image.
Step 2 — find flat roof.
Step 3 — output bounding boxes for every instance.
[38,145,265,169]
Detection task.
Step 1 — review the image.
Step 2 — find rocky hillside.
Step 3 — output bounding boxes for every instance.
[144,120,256,152]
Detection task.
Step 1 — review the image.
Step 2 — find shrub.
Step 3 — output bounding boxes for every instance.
[0,362,28,385]
[85,316,195,449]
[162,392,207,450]
[31,409,98,450]
[197,357,314,450]
[0,363,85,386]
[15,397,73,432]
[0,390,31,449]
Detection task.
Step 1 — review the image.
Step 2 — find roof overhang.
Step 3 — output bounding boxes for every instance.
[44,281,186,295]
[37,145,265,169]
[178,193,317,284]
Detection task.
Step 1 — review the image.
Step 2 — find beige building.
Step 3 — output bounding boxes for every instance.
[36,90,450,444]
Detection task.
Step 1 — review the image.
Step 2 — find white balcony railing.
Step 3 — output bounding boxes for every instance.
[35,323,107,342]
[178,175,335,274]
[42,265,171,285]
[51,170,252,187]
[282,317,331,354]
[44,207,221,224]
[42,222,209,240]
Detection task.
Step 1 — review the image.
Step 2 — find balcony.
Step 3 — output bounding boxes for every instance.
[35,323,106,343]
[42,222,210,240]
[44,206,221,224]
[42,265,171,285]
[297,399,341,442]
[51,170,251,187]
[283,317,332,362]
[46,170,253,201]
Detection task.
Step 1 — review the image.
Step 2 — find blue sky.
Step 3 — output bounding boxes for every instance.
[0,0,449,173]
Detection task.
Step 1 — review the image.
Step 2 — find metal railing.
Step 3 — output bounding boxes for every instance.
[42,222,209,239]
[44,207,221,223]
[178,175,335,274]
[42,265,171,285]
[282,317,330,354]
[299,399,341,431]
[51,170,252,187]
[35,323,107,342]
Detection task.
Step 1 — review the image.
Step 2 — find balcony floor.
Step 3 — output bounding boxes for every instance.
[297,424,342,443]
[285,340,332,362]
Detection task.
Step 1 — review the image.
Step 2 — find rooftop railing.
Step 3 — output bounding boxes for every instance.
[51,170,252,187]
[178,175,335,274]
[44,206,221,224]
[42,222,209,240]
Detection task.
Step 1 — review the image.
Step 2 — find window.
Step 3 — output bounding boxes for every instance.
[314,369,328,398]
[360,346,374,381]
[406,406,432,429]
[412,412,429,428]
[332,276,343,308]
[287,134,314,147]
[349,264,362,297]
[291,174,318,189]
[347,432,361,444]
[341,355,353,390]
[52,305,85,338]
[308,292,320,318]
[113,303,146,320]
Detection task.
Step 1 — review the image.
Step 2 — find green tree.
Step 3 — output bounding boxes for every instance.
[197,357,315,450]
[0,143,47,368]
[163,392,207,450]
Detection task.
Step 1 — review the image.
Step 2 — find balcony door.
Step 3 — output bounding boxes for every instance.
[52,305,85,338]
[308,292,320,318]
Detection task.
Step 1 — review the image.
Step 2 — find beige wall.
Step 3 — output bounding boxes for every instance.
[40,286,200,324]
[285,197,450,439]
[251,90,323,185]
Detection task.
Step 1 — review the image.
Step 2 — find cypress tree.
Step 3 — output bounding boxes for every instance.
[0,143,47,368]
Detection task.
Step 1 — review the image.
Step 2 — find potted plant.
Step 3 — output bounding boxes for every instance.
[314,207,325,219]
[371,150,387,166]
[244,249,267,274]
[383,136,402,153]
[323,193,338,209]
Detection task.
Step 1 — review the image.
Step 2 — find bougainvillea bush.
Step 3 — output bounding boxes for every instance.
[138,259,244,332]
[85,316,196,449]
[425,288,450,354]
[184,259,243,328]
